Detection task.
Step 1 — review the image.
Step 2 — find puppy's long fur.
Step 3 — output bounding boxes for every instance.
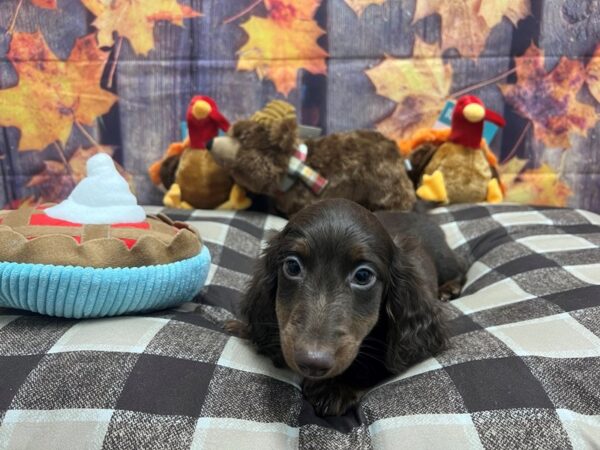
[226,199,465,416]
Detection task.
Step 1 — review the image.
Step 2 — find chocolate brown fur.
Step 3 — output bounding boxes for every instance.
[226,199,459,416]
[210,119,416,216]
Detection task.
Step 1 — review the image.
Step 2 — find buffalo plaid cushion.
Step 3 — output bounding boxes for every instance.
[0,204,599,449]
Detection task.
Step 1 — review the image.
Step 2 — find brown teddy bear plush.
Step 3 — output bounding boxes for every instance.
[206,100,416,216]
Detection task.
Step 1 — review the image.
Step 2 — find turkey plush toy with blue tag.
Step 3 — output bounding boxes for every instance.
[0,153,211,318]
[400,95,506,205]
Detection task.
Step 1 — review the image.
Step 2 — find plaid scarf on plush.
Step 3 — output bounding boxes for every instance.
[279,143,329,195]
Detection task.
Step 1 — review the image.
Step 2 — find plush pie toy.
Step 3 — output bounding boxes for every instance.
[0,154,210,318]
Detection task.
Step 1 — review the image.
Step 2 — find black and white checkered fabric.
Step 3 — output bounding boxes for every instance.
[0,204,599,449]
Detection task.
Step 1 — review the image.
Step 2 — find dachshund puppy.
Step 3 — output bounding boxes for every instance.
[226,199,464,416]
[375,210,466,301]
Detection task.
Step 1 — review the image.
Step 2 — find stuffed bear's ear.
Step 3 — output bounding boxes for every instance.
[269,118,299,152]
[250,99,298,152]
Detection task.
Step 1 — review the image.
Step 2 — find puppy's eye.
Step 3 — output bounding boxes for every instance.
[283,256,303,279]
[351,266,376,288]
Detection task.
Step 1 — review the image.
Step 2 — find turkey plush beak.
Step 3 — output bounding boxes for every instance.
[484,108,506,128]
[192,100,212,120]
[462,103,485,123]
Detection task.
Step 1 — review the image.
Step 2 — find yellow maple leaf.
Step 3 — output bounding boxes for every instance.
[586,43,600,104]
[374,98,446,144]
[366,40,452,105]
[500,43,598,149]
[81,0,200,56]
[237,15,328,96]
[479,0,530,28]
[0,32,117,152]
[344,0,386,17]
[499,156,528,188]
[365,38,452,141]
[412,0,530,57]
[504,163,572,207]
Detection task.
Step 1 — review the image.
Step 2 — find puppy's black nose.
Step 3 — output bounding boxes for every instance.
[295,349,334,378]
[206,138,214,151]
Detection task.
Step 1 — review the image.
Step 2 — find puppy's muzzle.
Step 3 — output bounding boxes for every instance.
[294,348,335,378]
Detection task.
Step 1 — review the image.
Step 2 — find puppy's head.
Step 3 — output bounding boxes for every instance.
[274,199,393,379]
[241,198,446,380]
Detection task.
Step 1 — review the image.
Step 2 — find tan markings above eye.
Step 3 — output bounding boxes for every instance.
[288,239,310,259]
[348,246,372,264]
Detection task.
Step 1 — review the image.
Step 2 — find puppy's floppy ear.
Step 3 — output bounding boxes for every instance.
[240,233,285,367]
[383,237,448,373]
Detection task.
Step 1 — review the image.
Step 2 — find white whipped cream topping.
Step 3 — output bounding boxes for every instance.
[46,153,145,224]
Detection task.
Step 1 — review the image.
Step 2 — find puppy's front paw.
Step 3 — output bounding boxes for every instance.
[223,319,249,338]
[303,379,363,416]
[438,278,463,301]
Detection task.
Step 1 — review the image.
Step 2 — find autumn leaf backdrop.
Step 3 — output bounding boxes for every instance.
[1,0,599,212]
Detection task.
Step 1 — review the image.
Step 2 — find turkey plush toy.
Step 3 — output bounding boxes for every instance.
[148,96,251,210]
[401,95,506,204]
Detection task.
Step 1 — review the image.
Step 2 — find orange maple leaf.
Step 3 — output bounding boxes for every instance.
[237,5,328,96]
[586,43,600,104]
[412,0,530,57]
[81,0,200,56]
[27,160,76,202]
[31,0,56,8]
[0,32,117,152]
[265,0,320,23]
[500,43,598,149]
[365,38,452,141]
[502,162,572,207]
[344,0,386,17]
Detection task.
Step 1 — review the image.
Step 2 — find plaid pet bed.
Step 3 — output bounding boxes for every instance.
[0,204,599,449]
